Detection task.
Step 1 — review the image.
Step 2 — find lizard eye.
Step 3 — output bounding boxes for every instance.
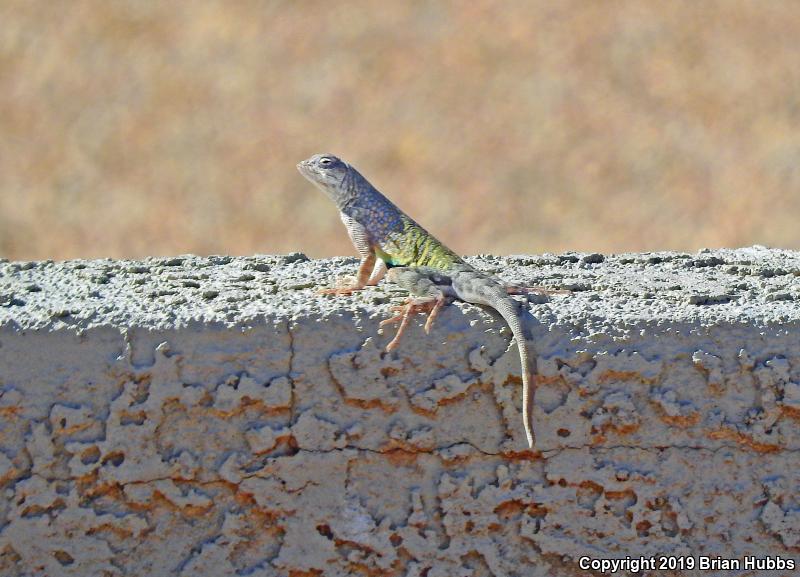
[319,157,333,167]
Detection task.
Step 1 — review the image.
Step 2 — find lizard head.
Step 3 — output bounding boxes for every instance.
[297,154,353,204]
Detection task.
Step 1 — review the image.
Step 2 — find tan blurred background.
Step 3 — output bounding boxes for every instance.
[1,0,799,261]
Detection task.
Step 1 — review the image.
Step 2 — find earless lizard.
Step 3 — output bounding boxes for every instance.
[298,153,539,448]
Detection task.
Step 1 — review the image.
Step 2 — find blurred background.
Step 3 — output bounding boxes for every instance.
[1,0,799,261]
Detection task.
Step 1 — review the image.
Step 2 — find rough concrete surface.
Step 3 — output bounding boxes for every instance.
[0,247,798,576]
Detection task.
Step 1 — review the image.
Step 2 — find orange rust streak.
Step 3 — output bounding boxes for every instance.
[494,499,526,518]
[21,499,66,518]
[86,523,138,540]
[597,370,657,384]
[659,413,701,427]
[534,374,570,387]
[594,422,641,440]
[118,410,146,422]
[57,422,95,436]
[707,428,780,453]
[341,397,398,413]
[497,448,541,460]
[207,402,292,419]
[407,405,437,418]
[494,499,547,519]
[122,491,213,518]
[579,480,604,493]
[382,447,422,467]
[605,489,637,501]
[487,522,503,532]
[436,380,492,408]
[781,405,800,421]
[345,562,391,577]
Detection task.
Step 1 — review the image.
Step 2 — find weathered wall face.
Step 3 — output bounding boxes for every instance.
[0,248,798,576]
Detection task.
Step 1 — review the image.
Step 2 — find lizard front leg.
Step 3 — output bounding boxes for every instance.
[380,267,451,351]
[319,251,377,295]
[320,214,384,295]
[365,259,387,286]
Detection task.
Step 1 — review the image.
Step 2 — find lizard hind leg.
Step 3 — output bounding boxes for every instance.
[423,294,447,334]
[380,297,438,351]
[381,267,451,352]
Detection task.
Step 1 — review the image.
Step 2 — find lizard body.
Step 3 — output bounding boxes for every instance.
[298,153,536,448]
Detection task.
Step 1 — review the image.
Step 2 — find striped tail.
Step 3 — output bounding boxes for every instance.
[489,294,535,448]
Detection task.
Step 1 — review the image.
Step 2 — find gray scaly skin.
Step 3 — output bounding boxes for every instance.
[298,153,537,448]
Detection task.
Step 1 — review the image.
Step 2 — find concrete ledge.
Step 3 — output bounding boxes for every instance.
[0,247,798,576]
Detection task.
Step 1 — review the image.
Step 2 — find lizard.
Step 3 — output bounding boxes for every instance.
[297,153,538,448]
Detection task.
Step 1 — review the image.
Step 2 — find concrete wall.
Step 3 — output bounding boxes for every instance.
[0,247,798,576]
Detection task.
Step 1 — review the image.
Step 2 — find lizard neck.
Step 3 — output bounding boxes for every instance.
[330,167,374,211]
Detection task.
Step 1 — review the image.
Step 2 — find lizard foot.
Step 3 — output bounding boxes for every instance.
[318,277,367,296]
[380,296,446,351]
[318,275,366,296]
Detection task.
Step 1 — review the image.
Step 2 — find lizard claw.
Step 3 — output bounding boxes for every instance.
[380,297,444,351]
[318,275,366,296]
[423,295,446,334]
[378,310,406,327]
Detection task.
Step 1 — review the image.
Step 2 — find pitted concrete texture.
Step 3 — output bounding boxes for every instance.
[0,247,798,576]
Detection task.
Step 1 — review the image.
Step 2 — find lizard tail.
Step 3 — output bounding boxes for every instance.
[489,294,535,448]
